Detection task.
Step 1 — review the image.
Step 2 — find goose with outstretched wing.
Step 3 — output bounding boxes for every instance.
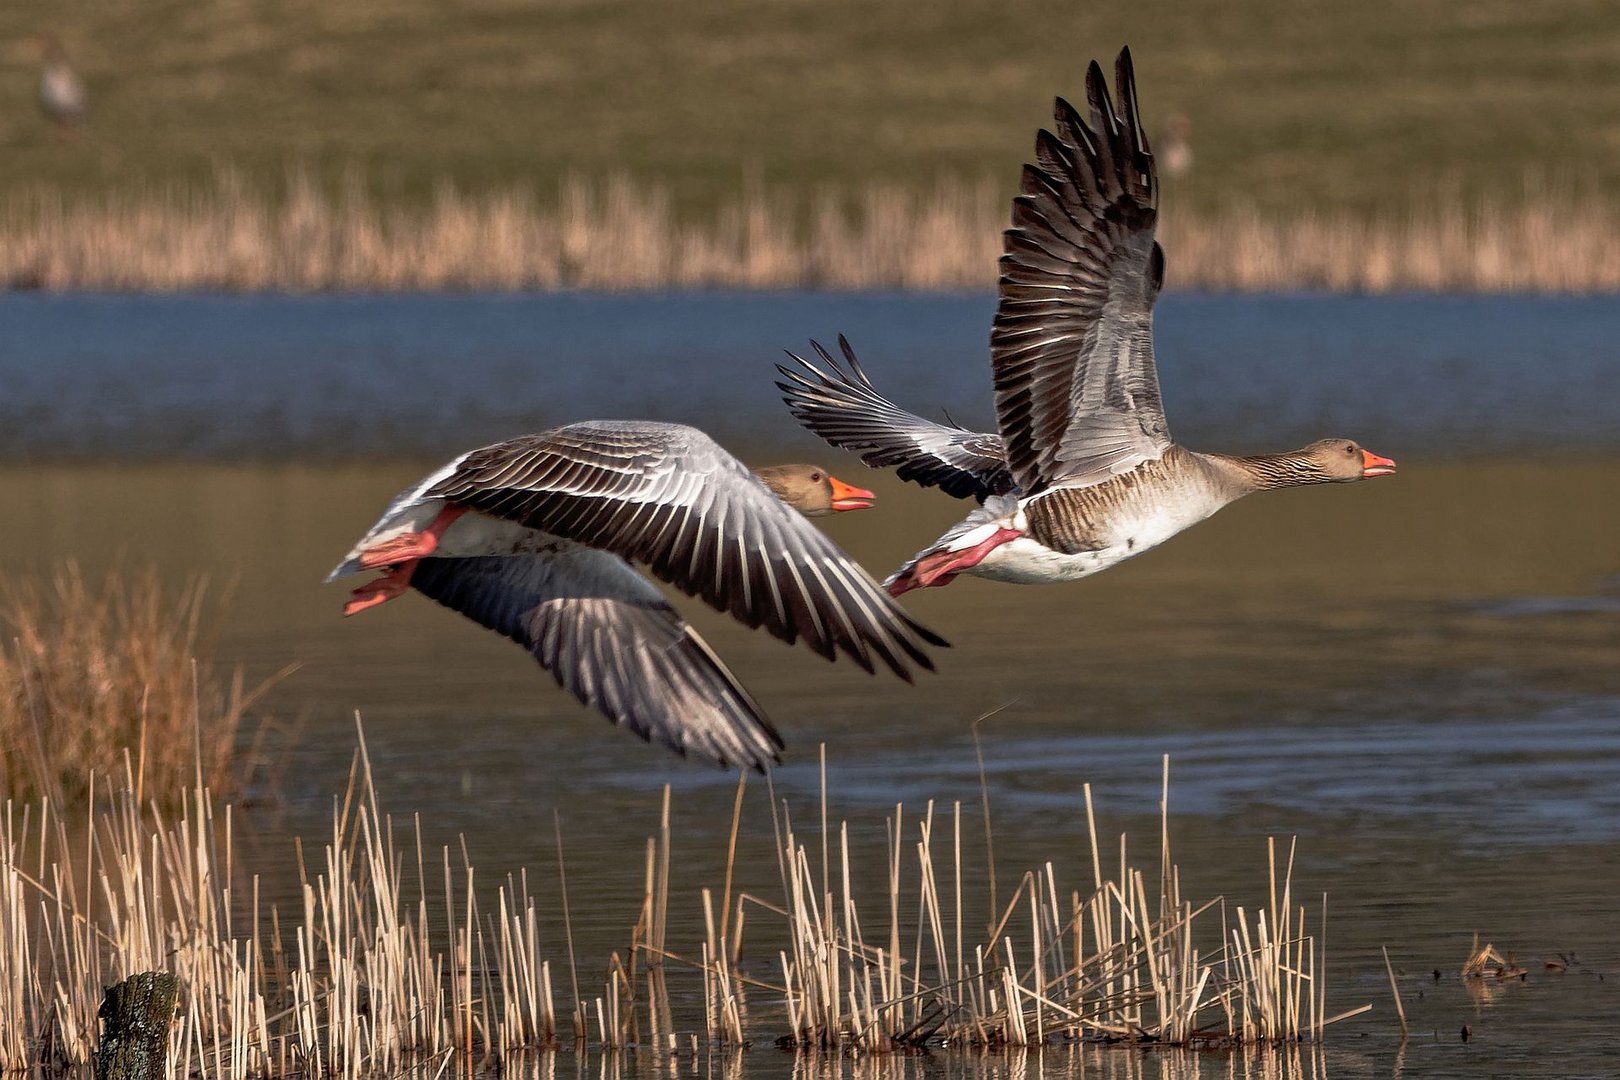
[328,420,944,770]
[780,48,1395,598]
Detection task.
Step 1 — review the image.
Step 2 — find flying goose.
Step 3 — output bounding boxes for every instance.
[327,420,942,770]
[33,35,88,134]
[779,48,1395,597]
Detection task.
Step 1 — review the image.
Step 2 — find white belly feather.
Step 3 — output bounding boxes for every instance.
[971,497,1224,585]
[971,537,1126,583]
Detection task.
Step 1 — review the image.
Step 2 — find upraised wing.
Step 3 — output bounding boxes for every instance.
[991,47,1170,495]
[423,420,946,680]
[777,336,1015,502]
[410,549,784,771]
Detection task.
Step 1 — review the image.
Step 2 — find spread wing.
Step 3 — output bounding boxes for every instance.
[423,420,947,680]
[777,336,1016,503]
[409,550,784,771]
[991,47,1170,495]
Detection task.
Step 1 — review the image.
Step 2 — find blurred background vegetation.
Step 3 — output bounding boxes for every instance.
[3,0,1617,217]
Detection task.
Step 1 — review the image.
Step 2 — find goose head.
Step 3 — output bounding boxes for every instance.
[754,465,875,516]
[1302,439,1397,481]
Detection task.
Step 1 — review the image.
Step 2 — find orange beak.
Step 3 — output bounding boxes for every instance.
[1361,449,1397,478]
[828,475,876,511]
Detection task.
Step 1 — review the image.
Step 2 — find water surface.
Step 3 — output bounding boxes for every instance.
[3,292,1618,459]
[1,292,1617,1077]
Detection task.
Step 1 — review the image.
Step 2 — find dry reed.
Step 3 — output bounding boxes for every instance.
[1460,935,1527,981]
[0,564,283,803]
[680,759,1369,1052]
[0,724,1363,1078]
[4,174,1618,294]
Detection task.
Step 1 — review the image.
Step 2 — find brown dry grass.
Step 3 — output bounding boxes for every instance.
[4,174,1618,293]
[1159,200,1620,293]
[0,564,281,803]
[0,174,1003,292]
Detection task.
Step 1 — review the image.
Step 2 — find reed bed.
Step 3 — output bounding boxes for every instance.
[3,175,1618,294]
[0,176,1001,293]
[0,725,1364,1078]
[0,564,283,804]
[677,760,1366,1052]
[0,728,560,1078]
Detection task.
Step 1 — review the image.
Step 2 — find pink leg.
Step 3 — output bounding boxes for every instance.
[887,528,1023,597]
[344,560,419,617]
[357,505,468,570]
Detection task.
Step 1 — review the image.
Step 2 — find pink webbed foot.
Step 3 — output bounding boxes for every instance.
[890,550,964,596]
[356,505,467,570]
[887,528,1023,597]
[344,561,419,617]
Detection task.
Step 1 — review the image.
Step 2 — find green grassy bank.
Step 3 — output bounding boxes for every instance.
[3,0,1618,218]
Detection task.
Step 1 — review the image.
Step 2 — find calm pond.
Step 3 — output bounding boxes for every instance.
[2,292,1618,1078]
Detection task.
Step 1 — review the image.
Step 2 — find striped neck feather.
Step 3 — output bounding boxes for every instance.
[1214,450,1335,491]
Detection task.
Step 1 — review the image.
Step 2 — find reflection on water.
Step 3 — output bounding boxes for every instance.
[516,1045,1337,1080]
[346,1017,1620,1080]
[1468,590,1620,617]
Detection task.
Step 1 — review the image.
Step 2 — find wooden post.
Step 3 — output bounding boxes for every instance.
[95,972,178,1080]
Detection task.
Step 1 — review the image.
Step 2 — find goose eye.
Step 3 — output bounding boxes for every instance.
[810,471,822,482]
[1345,444,1356,454]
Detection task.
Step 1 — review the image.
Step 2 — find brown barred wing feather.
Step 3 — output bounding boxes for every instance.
[410,549,784,771]
[424,421,947,680]
[991,48,1171,496]
[777,336,1015,502]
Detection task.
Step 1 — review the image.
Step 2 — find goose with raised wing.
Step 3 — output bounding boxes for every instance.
[778,48,1394,598]
[327,421,941,771]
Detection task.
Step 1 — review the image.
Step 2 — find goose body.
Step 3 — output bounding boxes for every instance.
[778,50,1395,597]
[328,420,940,771]
[963,451,1233,584]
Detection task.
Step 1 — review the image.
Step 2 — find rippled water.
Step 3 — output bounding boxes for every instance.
[2,293,1618,1077]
